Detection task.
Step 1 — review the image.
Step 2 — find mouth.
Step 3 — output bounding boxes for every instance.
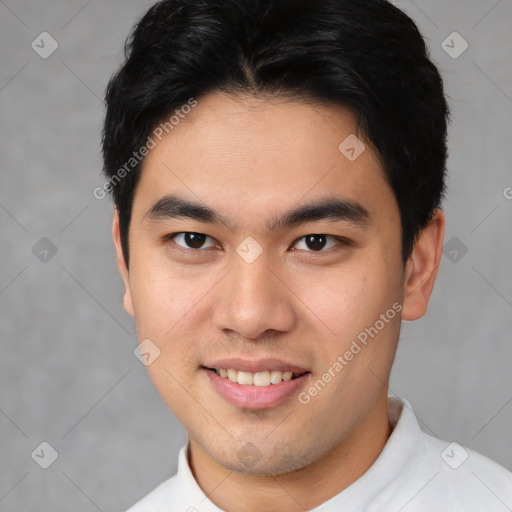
[201,364,311,409]
[203,367,309,386]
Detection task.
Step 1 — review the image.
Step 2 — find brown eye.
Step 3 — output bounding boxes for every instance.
[169,232,216,250]
[293,234,346,252]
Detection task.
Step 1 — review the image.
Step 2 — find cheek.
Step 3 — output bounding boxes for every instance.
[297,256,398,343]
[128,252,221,350]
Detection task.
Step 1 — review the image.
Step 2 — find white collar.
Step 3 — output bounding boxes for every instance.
[173,396,419,511]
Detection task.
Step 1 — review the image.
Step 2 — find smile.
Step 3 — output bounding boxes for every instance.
[202,366,311,409]
[206,368,308,386]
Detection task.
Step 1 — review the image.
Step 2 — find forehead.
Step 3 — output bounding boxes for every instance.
[133,92,396,231]
[168,91,366,156]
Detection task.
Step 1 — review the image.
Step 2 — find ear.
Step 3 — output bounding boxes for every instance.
[112,209,134,317]
[401,208,445,321]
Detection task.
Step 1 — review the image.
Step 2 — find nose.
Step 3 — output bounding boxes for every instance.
[211,249,296,341]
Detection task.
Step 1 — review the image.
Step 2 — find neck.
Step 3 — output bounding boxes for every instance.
[188,391,392,511]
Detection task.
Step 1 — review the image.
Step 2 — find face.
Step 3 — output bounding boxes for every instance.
[114,92,429,476]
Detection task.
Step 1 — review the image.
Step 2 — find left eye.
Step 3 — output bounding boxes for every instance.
[167,232,344,252]
[293,234,342,252]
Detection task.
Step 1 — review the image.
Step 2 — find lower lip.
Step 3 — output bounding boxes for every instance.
[203,368,310,409]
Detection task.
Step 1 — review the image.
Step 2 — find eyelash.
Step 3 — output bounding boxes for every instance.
[163,232,351,254]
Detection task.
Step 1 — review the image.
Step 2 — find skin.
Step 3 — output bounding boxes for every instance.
[112,91,445,511]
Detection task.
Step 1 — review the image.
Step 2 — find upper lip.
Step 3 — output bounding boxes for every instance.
[202,357,309,374]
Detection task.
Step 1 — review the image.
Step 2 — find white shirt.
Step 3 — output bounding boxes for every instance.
[126,396,512,511]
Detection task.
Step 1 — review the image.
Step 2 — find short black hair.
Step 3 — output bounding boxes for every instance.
[102,0,449,268]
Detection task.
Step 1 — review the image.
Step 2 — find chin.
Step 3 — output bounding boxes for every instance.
[211,441,318,477]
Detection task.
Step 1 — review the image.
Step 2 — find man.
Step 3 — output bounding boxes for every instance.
[101,0,512,510]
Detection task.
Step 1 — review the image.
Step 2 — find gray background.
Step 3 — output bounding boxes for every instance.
[1,0,511,510]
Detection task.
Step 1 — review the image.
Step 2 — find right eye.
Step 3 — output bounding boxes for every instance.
[165,232,218,251]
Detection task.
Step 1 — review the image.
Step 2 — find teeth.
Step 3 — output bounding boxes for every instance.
[213,368,304,386]
[270,370,283,384]
[237,371,253,385]
[253,371,270,387]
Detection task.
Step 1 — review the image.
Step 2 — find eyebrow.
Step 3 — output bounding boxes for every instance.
[143,193,370,231]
